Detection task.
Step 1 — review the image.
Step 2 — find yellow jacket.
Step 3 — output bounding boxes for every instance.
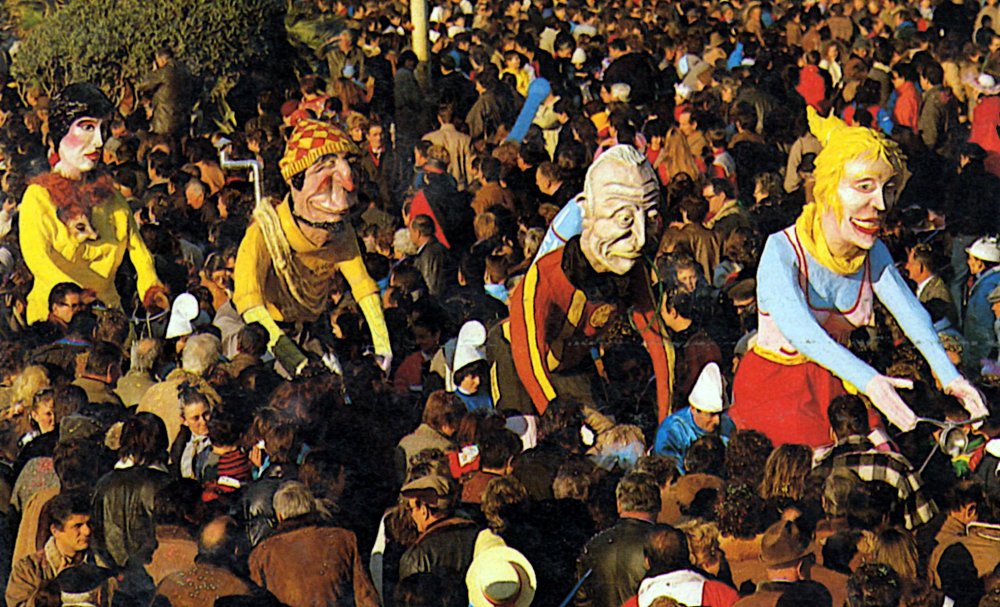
[19,183,161,324]
[233,198,390,356]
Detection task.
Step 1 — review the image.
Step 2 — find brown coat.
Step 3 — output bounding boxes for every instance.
[154,562,253,607]
[928,515,1000,587]
[6,538,84,607]
[248,518,379,607]
[471,182,515,216]
[719,534,765,591]
[658,473,725,526]
[146,525,198,586]
[423,124,476,191]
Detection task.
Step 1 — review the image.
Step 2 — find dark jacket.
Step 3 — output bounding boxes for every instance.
[92,465,171,568]
[413,239,453,298]
[602,52,658,107]
[398,516,479,580]
[138,60,194,136]
[466,88,518,142]
[248,515,379,607]
[395,67,428,139]
[575,517,666,607]
[919,85,958,153]
[237,462,298,547]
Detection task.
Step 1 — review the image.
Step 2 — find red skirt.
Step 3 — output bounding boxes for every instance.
[731,350,847,448]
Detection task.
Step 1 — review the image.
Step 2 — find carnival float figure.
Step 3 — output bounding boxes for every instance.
[731,108,988,447]
[488,145,675,424]
[19,83,166,324]
[232,119,391,375]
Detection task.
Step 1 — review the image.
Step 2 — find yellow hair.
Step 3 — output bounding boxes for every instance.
[806,106,905,223]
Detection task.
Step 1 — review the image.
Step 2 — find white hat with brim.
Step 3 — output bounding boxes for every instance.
[688,362,728,413]
[165,293,199,340]
[467,546,536,607]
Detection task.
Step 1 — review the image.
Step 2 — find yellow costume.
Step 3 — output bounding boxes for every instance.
[233,197,390,357]
[19,183,161,324]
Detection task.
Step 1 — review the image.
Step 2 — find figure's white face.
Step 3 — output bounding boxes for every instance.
[580,161,659,275]
[291,153,357,227]
[824,156,898,254]
[57,117,104,177]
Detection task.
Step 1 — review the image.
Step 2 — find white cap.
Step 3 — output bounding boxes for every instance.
[571,47,587,66]
[429,5,445,22]
[453,320,487,377]
[688,362,728,413]
[165,293,199,339]
[966,236,1000,263]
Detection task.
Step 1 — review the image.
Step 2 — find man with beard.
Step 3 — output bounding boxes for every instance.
[233,119,391,375]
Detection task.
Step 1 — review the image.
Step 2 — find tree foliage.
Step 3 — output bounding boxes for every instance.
[10,0,287,95]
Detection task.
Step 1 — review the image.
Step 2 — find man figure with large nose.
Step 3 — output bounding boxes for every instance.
[488,145,675,432]
[233,119,391,375]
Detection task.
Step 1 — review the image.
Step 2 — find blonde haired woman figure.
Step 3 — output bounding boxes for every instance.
[731,108,987,447]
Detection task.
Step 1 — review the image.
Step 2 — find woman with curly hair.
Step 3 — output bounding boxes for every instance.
[723,429,773,486]
[716,483,776,591]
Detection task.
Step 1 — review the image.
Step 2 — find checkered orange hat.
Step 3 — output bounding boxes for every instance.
[279,119,359,181]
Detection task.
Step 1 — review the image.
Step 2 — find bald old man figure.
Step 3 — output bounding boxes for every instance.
[488,145,674,424]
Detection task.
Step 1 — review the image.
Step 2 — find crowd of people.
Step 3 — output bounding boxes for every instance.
[0,0,997,605]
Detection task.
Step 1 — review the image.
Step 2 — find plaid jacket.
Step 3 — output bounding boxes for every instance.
[812,436,938,529]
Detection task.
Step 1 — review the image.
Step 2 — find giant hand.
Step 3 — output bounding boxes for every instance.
[864,374,918,433]
[943,376,989,421]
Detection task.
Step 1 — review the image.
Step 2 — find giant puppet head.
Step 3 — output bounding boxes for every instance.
[579,145,660,275]
[804,107,905,271]
[279,119,362,233]
[49,83,114,179]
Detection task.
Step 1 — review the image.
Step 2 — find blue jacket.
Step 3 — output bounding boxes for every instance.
[964,266,1000,366]
[653,407,735,474]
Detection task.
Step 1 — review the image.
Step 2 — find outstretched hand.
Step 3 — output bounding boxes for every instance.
[864,374,918,433]
[943,376,989,422]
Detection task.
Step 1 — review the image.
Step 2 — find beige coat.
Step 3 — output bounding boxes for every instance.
[423,124,476,191]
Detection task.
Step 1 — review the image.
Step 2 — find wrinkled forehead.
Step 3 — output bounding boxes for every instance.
[584,161,659,212]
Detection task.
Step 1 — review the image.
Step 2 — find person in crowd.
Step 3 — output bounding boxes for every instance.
[91,413,171,569]
[248,481,379,607]
[153,516,256,607]
[575,471,666,607]
[654,363,735,474]
[733,519,830,607]
[398,473,479,581]
[811,395,936,529]
[6,491,94,607]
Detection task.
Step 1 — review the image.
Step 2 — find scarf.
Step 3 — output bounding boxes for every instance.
[794,203,867,276]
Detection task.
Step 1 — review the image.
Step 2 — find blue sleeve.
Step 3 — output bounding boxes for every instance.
[870,242,960,386]
[654,416,689,473]
[757,234,880,391]
[878,108,893,135]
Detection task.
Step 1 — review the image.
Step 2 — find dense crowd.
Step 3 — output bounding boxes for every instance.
[0,0,997,606]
